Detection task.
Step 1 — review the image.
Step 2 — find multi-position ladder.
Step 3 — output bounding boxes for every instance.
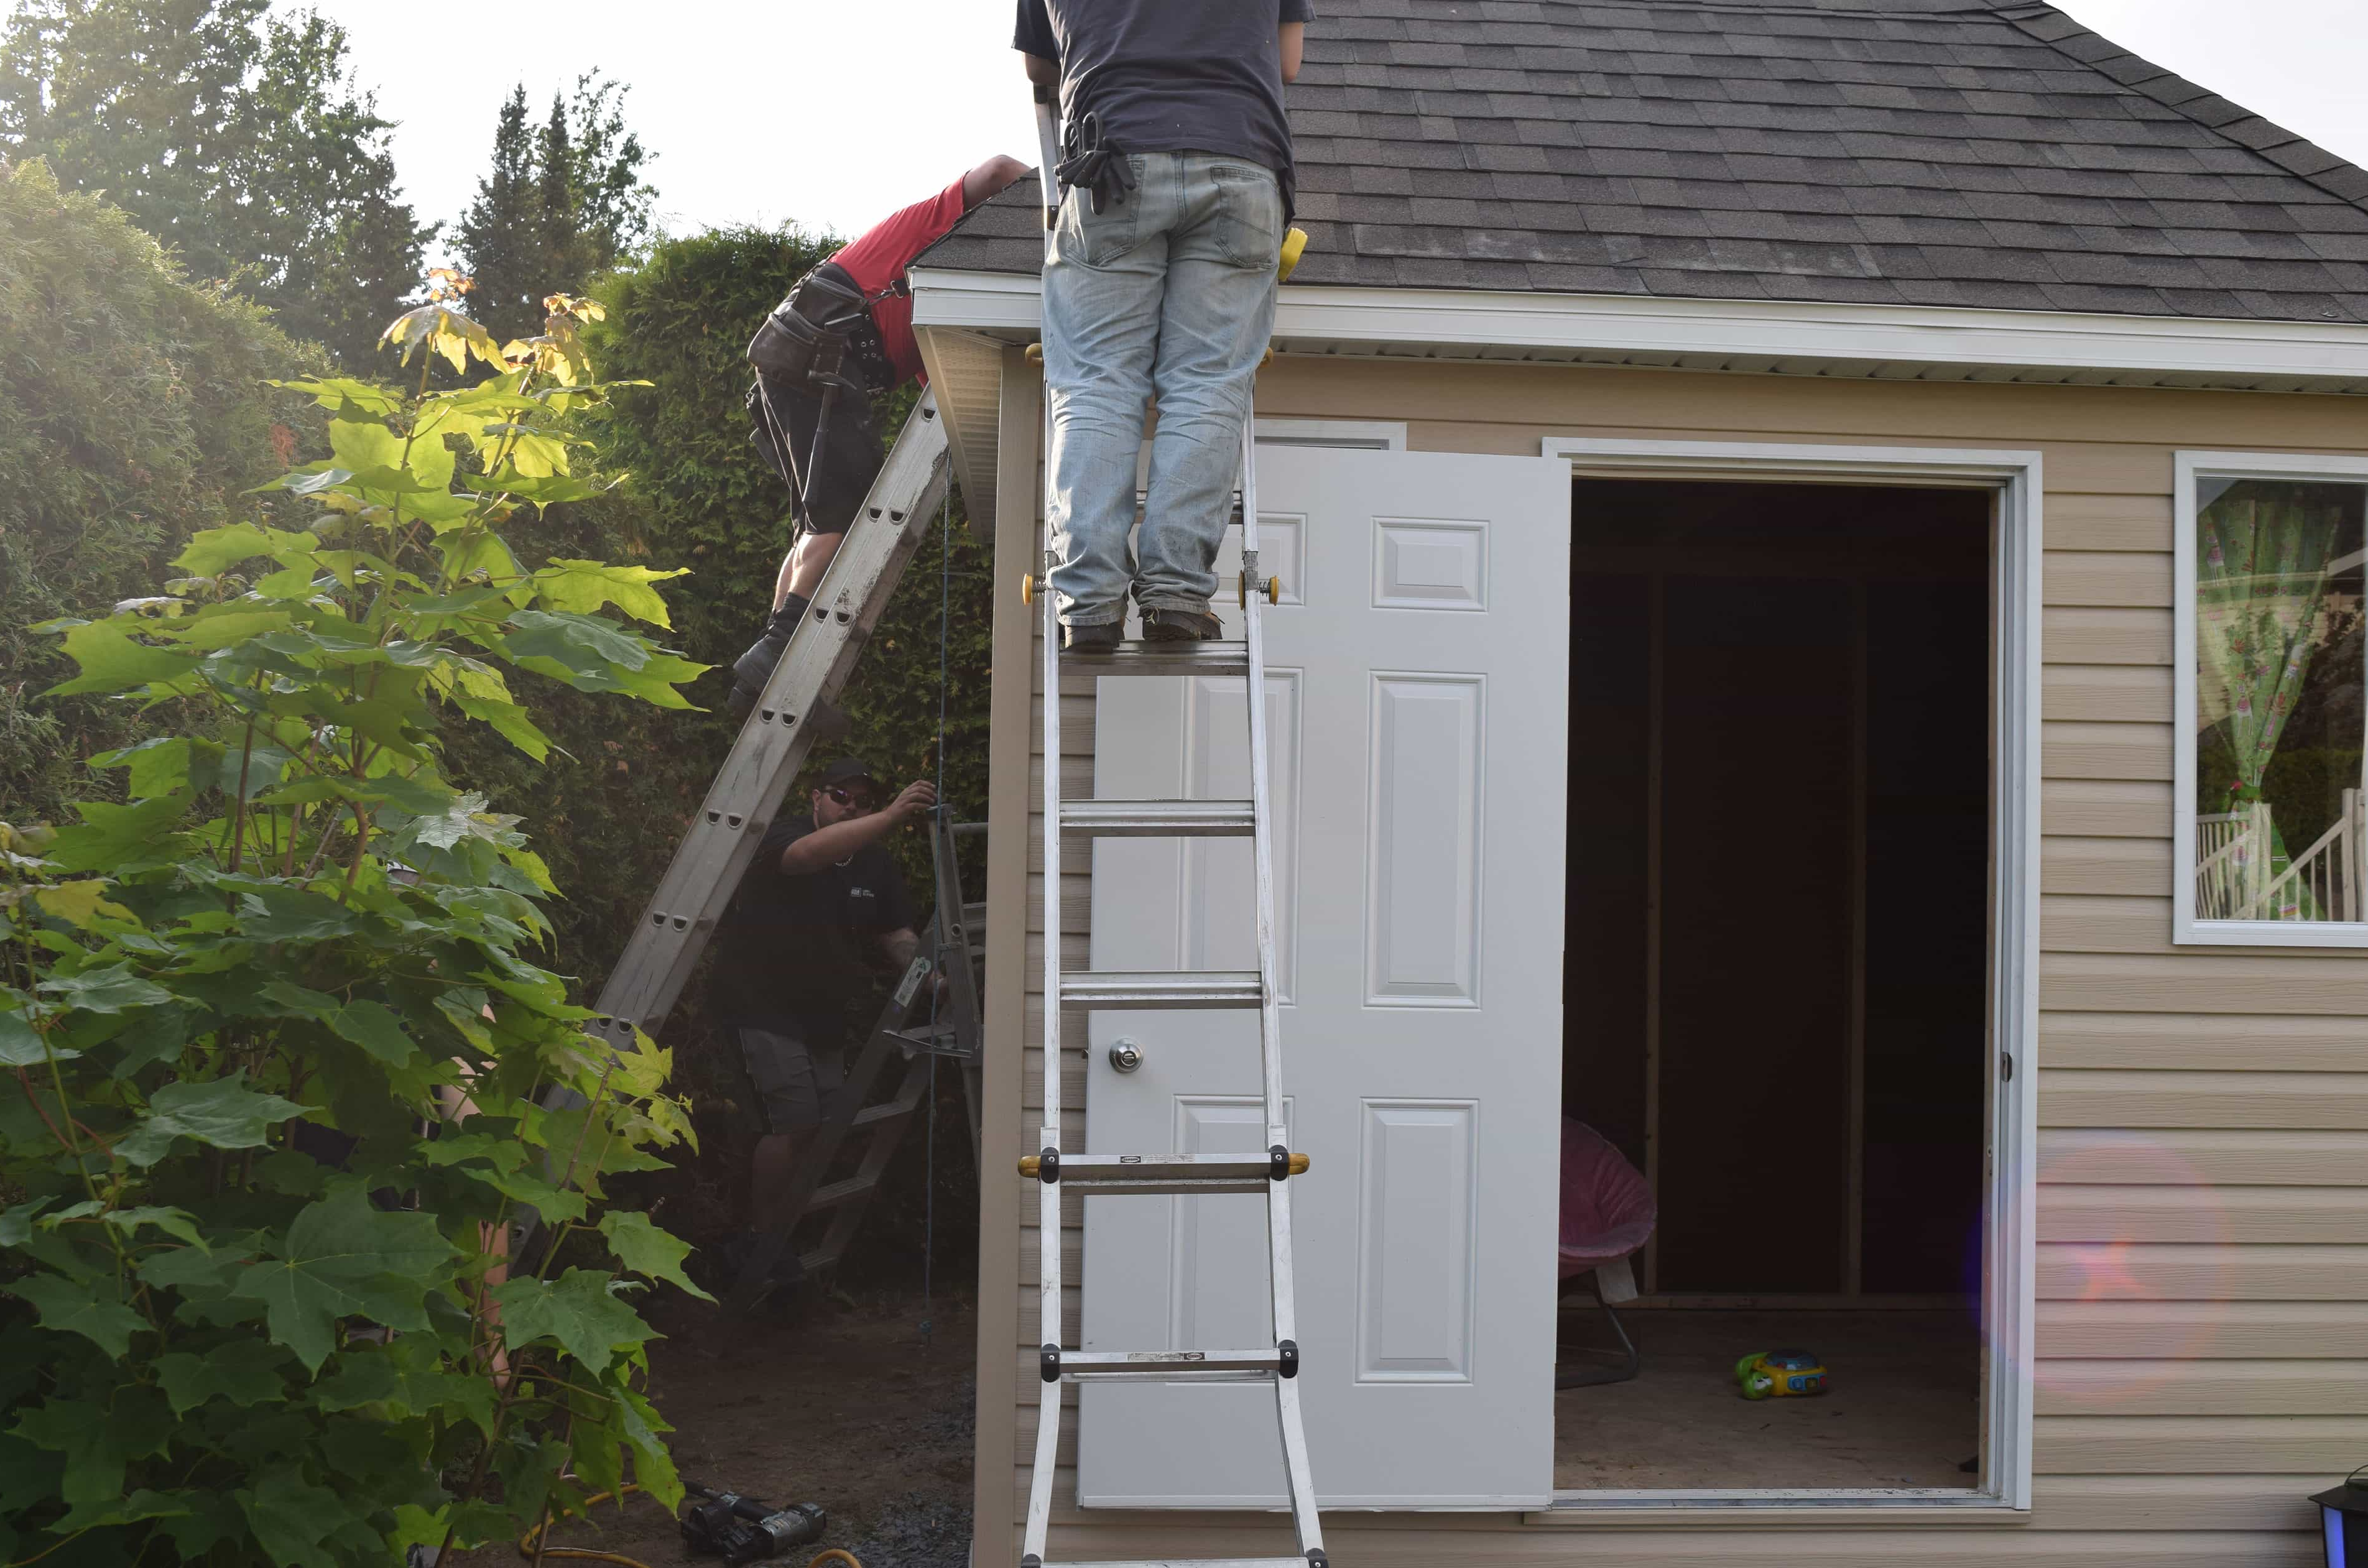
[720,809,988,1314]
[1018,87,1326,1568]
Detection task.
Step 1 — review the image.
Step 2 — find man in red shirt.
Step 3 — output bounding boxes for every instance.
[733,155,1028,717]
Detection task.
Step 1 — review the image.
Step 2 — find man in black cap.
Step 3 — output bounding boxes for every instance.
[710,759,937,1270]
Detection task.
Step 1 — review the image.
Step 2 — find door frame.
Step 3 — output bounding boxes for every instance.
[1540,438,2042,1516]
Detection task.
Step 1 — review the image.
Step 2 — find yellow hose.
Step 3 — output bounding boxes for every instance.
[515,1486,861,1568]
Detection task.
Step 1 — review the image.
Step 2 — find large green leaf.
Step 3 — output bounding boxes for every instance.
[532,560,687,628]
[43,617,194,696]
[329,998,417,1066]
[37,959,172,1013]
[9,1271,149,1357]
[173,522,290,576]
[237,1467,362,1568]
[42,795,193,873]
[155,1340,294,1415]
[598,1211,713,1301]
[493,1268,653,1375]
[503,608,650,672]
[117,1074,308,1166]
[234,886,360,943]
[229,1187,458,1372]
[10,1390,173,1508]
[325,410,404,478]
[0,1010,72,1068]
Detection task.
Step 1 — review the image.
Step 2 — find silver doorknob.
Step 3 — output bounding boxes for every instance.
[1108,1038,1145,1074]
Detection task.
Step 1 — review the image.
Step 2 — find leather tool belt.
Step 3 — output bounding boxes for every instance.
[747,261,892,394]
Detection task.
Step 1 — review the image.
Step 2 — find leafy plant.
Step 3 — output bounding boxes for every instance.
[0,287,708,1564]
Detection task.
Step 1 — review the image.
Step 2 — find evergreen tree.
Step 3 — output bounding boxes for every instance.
[455,71,655,345]
[0,0,432,362]
[453,85,540,343]
[566,73,657,267]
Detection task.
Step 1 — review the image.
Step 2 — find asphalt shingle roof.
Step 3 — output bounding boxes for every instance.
[917,0,2368,324]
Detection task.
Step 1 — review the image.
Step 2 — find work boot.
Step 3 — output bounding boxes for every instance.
[1142,606,1221,642]
[1062,620,1123,653]
[729,594,812,719]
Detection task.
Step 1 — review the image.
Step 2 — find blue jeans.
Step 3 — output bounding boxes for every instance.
[1041,151,1283,626]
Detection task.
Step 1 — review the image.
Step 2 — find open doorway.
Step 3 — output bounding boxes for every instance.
[1556,477,1992,1492]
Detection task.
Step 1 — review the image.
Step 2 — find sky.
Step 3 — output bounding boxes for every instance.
[9,1,2368,257]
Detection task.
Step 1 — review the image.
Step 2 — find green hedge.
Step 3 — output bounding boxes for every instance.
[0,159,322,824]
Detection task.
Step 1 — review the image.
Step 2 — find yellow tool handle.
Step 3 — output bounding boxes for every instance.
[1278,226,1308,283]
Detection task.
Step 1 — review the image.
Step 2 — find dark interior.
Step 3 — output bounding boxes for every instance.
[1561,479,1992,1297]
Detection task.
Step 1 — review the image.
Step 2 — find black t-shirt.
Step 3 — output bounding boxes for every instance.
[1015,0,1314,218]
[710,815,919,1024]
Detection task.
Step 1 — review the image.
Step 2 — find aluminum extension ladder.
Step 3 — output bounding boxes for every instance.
[1019,86,1327,1568]
[542,393,950,1146]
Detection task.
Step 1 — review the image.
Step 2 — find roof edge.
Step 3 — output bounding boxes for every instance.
[911,265,2368,394]
[1994,3,2368,210]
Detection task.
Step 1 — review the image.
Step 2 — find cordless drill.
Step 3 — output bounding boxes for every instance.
[678,1483,827,1566]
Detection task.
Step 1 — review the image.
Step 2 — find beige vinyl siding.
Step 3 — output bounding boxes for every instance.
[976,354,2368,1567]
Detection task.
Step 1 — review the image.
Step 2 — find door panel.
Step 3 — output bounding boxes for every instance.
[1080,445,1570,1509]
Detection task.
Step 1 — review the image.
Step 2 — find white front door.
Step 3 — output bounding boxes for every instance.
[1079,445,1570,1509]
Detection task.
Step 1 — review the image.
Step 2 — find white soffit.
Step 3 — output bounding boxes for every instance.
[909,267,2368,395]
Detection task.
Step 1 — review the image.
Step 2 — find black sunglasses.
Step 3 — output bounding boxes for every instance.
[823,784,877,808]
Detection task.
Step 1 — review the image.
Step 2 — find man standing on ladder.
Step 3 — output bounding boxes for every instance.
[731,157,1030,717]
[1016,0,1309,651]
[710,758,935,1293]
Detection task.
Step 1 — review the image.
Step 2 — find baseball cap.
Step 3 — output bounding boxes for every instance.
[818,758,880,790]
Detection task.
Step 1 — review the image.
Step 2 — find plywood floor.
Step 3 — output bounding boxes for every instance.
[1555,1309,1979,1491]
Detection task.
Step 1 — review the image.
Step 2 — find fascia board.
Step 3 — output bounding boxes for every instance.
[907,267,2368,389]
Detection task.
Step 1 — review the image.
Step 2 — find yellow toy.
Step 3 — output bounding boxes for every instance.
[1736,1349,1828,1400]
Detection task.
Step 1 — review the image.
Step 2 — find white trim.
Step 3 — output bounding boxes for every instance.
[1254,417,1407,451]
[2173,450,2368,948]
[1540,436,2042,1518]
[910,268,2368,394]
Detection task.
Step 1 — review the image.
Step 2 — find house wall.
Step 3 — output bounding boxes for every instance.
[975,347,2368,1567]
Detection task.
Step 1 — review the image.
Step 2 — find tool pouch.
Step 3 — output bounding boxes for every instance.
[1055,111,1137,214]
[747,263,874,385]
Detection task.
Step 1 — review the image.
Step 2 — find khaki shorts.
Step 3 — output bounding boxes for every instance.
[731,1018,848,1134]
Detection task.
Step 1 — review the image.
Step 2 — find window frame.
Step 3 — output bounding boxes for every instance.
[2173,450,2368,948]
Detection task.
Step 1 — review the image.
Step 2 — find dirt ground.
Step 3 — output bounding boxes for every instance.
[531,1288,976,1568]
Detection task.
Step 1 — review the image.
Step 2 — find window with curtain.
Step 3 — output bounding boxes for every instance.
[2181,463,2368,941]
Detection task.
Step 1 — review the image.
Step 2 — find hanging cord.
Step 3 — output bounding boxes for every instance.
[918,482,952,1350]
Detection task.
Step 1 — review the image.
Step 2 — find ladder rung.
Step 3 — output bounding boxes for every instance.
[1058,640,1250,678]
[1032,1150,1307,1196]
[1058,1153,1301,1180]
[1061,798,1254,837]
[1032,1561,1308,1568]
[1058,1347,1288,1381]
[849,1100,917,1128]
[1060,970,1261,1008]
[1068,1177,1270,1196]
[806,1176,871,1211]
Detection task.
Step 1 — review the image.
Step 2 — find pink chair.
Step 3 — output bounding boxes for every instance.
[1558,1117,1657,1388]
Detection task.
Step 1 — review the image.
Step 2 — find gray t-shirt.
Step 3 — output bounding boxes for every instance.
[1014,0,1313,218]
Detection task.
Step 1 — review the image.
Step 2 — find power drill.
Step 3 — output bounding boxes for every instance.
[678,1483,827,1566]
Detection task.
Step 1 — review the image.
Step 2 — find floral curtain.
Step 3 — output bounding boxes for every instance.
[2196,482,2345,915]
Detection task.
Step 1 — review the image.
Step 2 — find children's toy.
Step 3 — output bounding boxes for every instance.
[1735,1349,1828,1400]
